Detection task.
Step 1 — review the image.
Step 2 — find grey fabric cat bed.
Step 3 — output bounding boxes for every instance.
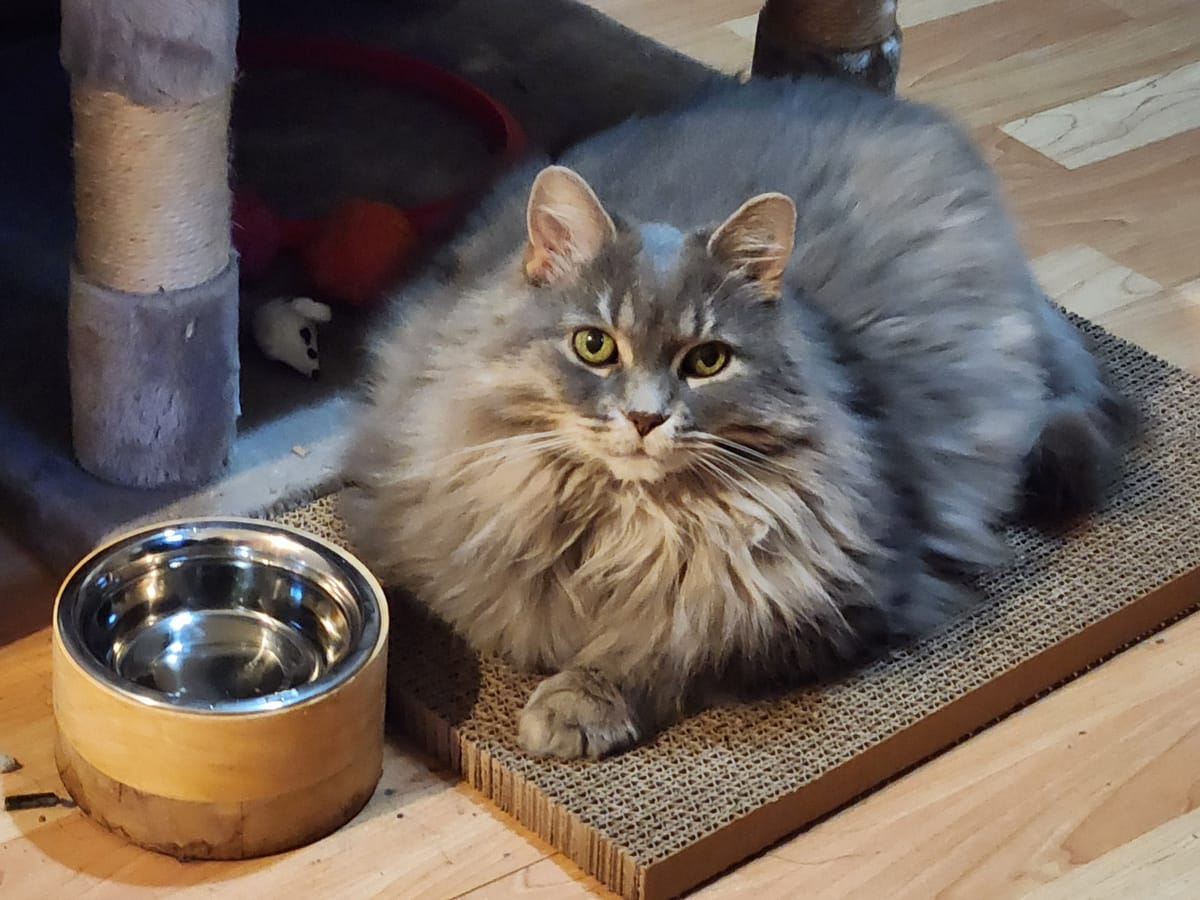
[276,316,1200,900]
[0,0,721,568]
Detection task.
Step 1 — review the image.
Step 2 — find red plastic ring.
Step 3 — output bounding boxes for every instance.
[236,35,528,235]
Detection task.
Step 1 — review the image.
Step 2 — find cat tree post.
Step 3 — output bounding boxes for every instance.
[60,0,240,487]
[753,0,902,94]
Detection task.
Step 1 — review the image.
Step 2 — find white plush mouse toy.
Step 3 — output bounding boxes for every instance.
[252,297,332,378]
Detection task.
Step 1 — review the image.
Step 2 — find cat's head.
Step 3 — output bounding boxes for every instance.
[466,165,818,484]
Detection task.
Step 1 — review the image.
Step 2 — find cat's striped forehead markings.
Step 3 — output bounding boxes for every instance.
[617,290,636,332]
[677,304,699,337]
[596,288,614,325]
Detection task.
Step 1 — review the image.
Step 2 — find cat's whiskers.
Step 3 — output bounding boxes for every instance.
[688,455,836,629]
[690,455,747,495]
[689,440,839,555]
[699,444,789,480]
[692,449,799,528]
[694,451,853,629]
[693,430,791,461]
[702,450,784,493]
[682,432,805,479]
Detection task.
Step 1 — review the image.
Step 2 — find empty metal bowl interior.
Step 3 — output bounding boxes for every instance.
[56,520,384,713]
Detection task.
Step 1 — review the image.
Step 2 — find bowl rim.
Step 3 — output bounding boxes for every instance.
[53,516,389,716]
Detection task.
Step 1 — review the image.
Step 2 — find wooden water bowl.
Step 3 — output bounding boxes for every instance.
[51,519,389,859]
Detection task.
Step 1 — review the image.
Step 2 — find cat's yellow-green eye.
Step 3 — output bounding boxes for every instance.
[682,342,731,378]
[572,328,618,366]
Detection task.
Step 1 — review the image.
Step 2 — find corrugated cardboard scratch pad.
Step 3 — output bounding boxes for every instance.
[277,317,1200,900]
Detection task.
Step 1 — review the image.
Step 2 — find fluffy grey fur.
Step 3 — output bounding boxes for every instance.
[345,77,1132,760]
[60,0,238,106]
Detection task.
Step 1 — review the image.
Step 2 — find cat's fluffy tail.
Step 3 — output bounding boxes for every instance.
[1019,299,1138,526]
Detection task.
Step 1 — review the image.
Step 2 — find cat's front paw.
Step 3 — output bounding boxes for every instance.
[518,669,640,760]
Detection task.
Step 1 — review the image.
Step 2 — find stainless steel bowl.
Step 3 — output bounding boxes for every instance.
[56,519,385,714]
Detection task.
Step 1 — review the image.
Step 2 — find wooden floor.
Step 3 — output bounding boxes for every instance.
[3,0,1199,896]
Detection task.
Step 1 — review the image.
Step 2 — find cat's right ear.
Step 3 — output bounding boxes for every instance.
[523,166,617,286]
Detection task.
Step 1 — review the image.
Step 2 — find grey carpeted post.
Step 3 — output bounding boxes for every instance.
[60,0,241,487]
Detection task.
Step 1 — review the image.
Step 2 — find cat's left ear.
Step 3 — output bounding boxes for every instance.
[523,166,617,286]
[707,193,796,300]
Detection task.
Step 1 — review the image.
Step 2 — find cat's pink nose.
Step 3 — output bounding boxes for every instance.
[626,411,667,436]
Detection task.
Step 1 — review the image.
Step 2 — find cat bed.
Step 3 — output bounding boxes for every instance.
[0,0,720,570]
[275,314,1200,900]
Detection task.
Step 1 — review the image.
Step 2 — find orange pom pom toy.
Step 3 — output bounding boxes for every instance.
[230,36,527,309]
[231,190,424,307]
[302,199,421,307]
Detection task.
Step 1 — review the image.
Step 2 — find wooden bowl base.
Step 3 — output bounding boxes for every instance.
[56,733,381,860]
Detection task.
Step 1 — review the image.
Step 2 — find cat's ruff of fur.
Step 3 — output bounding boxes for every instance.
[345,77,1130,760]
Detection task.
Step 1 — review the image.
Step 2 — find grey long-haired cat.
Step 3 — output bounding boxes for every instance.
[344,77,1132,760]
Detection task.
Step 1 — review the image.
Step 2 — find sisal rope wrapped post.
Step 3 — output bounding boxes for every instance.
[752,0,902,94]
[61,0,241,487]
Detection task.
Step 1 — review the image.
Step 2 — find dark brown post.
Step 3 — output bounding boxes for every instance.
[752,0,902,94]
